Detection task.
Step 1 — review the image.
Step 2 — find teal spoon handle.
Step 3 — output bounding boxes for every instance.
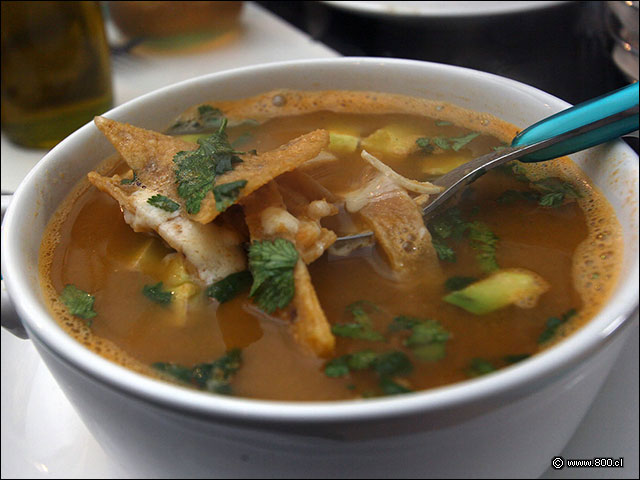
[512,82,639,162]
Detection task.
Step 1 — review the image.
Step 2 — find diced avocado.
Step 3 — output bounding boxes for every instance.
[168,282,200,326]
[121,237,172,277]
[329,132,360,154]
[177,133,209,143]
[361,123,425,159]
[421,150,473,176]
[161,253,193,288]
[443,268,549,315]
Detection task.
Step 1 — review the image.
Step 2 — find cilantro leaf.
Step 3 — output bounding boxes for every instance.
[432,136,451,150]
[147,194,180,212]
[432,239,456,262]
[467,221,499,273]
[504,354,531,364]
[60,285,97,321]
[324,356,351,377]
[332,300,385,341]
[389,316,450,361]
[372,351,413,376]
[153,349,242,395]
[206,271,252,303]
[416,137,434,154]
[435,120,452,126]
[213,179,248,212]
[466,358,496,377]
[444,276,477,291]
[173,118,244,214]
[120,171,138,185]
[538,309,577,344]
[379,377,413,395]
[142,282,173,305]
[450,132,480,151]
[248,239,298,313]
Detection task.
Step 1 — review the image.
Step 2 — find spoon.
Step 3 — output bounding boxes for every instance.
[332,82,639,250]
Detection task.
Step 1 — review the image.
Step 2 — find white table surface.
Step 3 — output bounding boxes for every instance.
[1,2,638,478]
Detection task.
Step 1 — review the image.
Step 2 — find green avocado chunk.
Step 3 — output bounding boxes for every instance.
[443,268,549,315]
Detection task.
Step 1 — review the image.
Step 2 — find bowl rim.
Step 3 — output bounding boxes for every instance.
[2,56,638,425]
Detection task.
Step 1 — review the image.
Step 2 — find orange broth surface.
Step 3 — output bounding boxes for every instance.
[39,92,622,401]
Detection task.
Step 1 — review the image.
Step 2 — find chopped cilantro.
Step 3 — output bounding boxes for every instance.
[213,179,248,212]
[324,356,351,377]
[147,194,180,212]
[168,105,225,134]
[433,239,456,262]
[231,131,253,149]
[538,309,577,344]
[432,137,451,150]
[496,189,540,205]
[347,350,379,370]
[60,285,97,322]
[372,351,413,376]
[496,161,530,183]
[466,358,496,377]
[450,132,480,151]
[153,349,242,395]
[430,207,468,240]
[416,137,434,154]
[533,177,581,208]
[248,239,298,313]
[467,221,499,273]
[445,276,477,291]
[332,301,385,341]
[120,171,138,185]
[206,271,252,303]
[435,120,452,126]
[173,118,244,214]
[142,282,173,305]
[389,316,450,361]
[504,354,531,364]
[379,377,413,395]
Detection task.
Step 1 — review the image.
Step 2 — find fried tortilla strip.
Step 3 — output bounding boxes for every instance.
[242,182,335,357]
[191,129,330,224]
[94,116,194,200]
[276,170,339,264]
[87,172,246,286]
[94,116,330,225]
[344,169,440,278]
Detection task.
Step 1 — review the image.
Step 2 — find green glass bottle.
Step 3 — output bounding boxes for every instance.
[1,1,113,149]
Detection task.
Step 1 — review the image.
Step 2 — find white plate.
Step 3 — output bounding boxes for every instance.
[322,1,569,17]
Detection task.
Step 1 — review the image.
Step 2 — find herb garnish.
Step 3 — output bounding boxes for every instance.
[428,208,499,271]
[60,285,97,322]
[416,137,434,154]
[445,276,477,291]
[417,132,480,153]
[389,316,451,361]
[538,309,577,344]
[173,118,244,214]
[324,349,414,397]
[248,239,298,313]
[332,301,385,341]
[466,358,496,377]
[213,180,248,212]
[142,282,173,305]
[147,194,180,212]
[435,120,453,127]
[120,171,138,185]
[504,354,531,364]
[533,177,582,207]
[206,271,252,303]
[153,349,242,394]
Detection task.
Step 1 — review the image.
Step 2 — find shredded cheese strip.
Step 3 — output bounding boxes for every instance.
[361,149,442,194]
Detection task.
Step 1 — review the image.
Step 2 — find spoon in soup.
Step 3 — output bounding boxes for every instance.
[332,82,639,251]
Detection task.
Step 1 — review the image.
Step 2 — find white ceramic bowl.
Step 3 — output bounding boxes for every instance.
[2,58,638,478]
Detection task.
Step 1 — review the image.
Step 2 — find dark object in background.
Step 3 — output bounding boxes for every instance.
[258,1,629,105]
[1,1,113,149]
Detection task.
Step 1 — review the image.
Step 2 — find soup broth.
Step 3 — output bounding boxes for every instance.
[39,90,622,401]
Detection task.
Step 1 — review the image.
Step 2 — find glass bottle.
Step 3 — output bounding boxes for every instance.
[1,1,113,149]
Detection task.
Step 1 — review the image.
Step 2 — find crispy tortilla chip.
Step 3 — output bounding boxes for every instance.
[242,182,335,357]
[94,116,194,199]
[88,171,246,286]
[344,170,440,277]
[95,116,330,225]
[192,129,330,224]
